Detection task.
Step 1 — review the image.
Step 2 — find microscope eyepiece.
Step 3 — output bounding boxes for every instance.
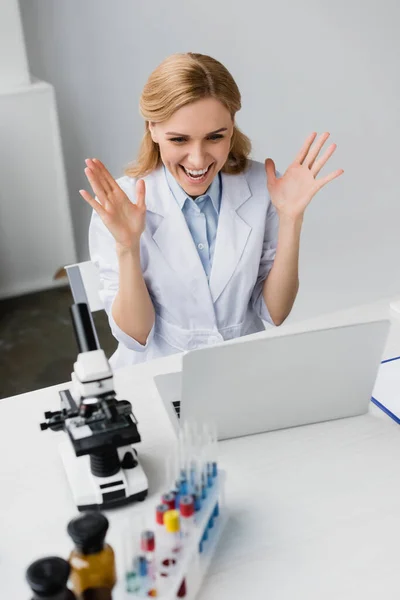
[70,303,99,353]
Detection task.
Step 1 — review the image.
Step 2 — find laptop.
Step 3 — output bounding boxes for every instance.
[154,319,390,440]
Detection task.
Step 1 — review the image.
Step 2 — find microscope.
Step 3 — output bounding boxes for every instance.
[40,302,148,511]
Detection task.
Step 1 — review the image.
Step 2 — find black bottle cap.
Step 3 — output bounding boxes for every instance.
[26,556,70,596]
[67,512,109,554]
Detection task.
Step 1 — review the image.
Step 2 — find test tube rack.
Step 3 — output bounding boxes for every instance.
[117,470,227,600]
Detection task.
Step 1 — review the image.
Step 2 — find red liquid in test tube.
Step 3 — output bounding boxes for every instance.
[179,495,195,538]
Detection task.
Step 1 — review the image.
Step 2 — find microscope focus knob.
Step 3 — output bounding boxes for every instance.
[121,451,138,469]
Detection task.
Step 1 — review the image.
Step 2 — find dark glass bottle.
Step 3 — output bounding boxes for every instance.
[26,556,76,600]
[67,512,116,600]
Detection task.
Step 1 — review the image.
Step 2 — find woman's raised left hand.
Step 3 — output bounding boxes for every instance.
[265,132,344,220]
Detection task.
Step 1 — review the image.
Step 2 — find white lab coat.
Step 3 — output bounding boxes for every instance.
[89,159,279,370]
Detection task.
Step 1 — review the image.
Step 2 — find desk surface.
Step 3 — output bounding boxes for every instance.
[2,299,400,599]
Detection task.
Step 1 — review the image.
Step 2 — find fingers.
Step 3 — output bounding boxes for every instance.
[91,158,119,192]
[84,165,110,206]
[85,159,114,195]
[295,132,341,179]
[304,132,330,170]
[136,179,146,210]
[311,143,337,177]
[316,169,344,191]
[264,158,277,184]
[294,132,318,164]
[79,189,107,218]
[84,158,146,217]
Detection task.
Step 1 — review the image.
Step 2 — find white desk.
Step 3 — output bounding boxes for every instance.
[1,299,400,599]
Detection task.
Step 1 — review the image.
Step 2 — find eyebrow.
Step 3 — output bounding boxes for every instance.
[165,127,228,136]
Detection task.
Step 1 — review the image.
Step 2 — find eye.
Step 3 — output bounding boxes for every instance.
[169,137,186,143]
[207,134,224,141]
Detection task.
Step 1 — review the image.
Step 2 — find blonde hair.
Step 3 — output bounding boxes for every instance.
[125,53,251,178]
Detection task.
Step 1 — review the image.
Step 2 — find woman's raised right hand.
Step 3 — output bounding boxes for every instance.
[80,158,146,251]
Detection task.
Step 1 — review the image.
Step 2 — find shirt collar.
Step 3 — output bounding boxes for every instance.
[164,165,221,213]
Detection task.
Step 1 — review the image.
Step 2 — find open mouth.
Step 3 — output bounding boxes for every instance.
[179,163,213,184]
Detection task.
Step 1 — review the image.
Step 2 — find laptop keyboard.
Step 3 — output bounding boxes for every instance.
[173,400,180,418]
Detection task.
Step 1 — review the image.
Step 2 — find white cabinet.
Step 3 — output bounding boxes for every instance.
[0,0,76,298]
[0,81,77,298]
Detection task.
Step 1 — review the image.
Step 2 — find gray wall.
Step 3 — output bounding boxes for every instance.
[18,0,400,321]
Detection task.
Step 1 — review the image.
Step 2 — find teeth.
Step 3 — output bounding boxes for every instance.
[184,166,209,176]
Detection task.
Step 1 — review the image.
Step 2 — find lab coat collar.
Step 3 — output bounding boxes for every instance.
[163,165,221,214]
[144,166,252,307]
[143,165,250,215]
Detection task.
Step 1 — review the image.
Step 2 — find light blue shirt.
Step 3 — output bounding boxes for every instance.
[164,166,221,278]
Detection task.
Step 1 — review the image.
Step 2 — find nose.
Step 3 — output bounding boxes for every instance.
[187,143,207,168]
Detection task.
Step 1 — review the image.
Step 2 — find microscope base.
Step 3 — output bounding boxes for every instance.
[59,440,149,511]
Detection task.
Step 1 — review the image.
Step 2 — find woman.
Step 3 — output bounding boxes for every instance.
[82,53,343,369]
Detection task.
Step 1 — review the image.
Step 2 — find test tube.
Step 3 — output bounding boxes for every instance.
[163,509,182,554]
[123,532,140,594]
[184,433,196,498]
[156,503,169,528]
[166,449,180,490]
[178,431,189,495]
[178,468,188,497]
[210,421,218,478]
[165,451,181,509]
[199,449,208,500]
[121,513,146,596]
[141,530,156,583]
[135,554,148,595]
[189,458,197,494]
[179,495,195,538]
[182,419,196,454]
[165,452,173,490]
[189,429,203,501]
[184,421,199,476]
[161,492,176,511]
[189,461,202,515]
[155,503,170,555]
[202,423,216,487]
[209,422,219,519]
[194,484,202,513]
[170,453,183,509]
[207,461,213,488]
